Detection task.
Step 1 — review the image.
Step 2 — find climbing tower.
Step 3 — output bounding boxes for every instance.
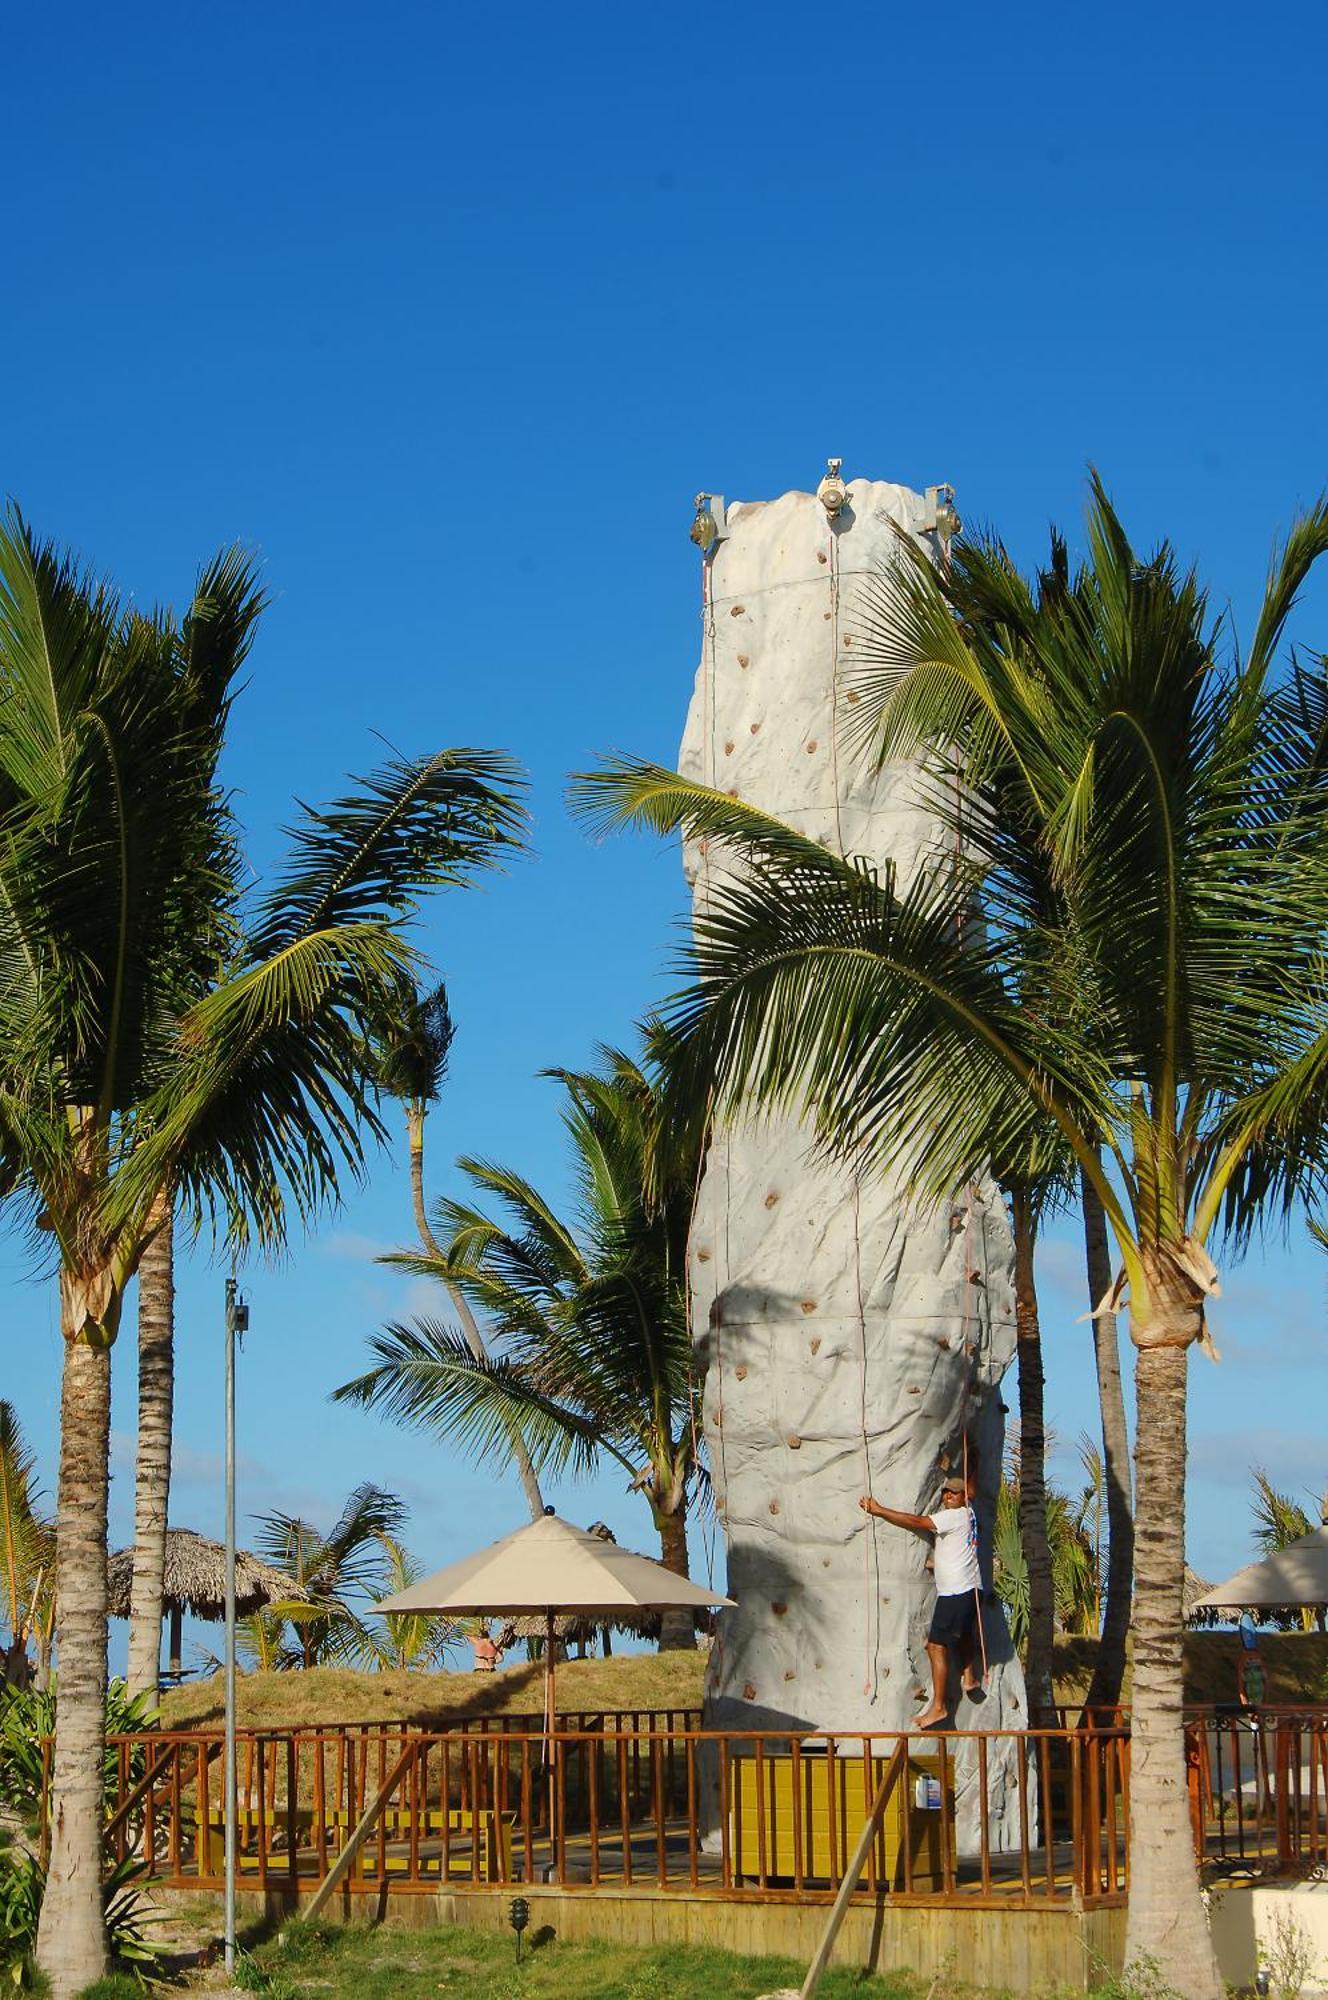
[680,472,1029,1849]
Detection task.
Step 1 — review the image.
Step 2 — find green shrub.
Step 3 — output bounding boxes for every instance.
[0,1684,158,1830]
[0,1849,164,1989]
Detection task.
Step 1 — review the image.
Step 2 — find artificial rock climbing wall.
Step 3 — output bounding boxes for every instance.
[680,477,1029,1849]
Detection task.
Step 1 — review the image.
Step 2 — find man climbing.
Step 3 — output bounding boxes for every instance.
[859,1474,984,1729]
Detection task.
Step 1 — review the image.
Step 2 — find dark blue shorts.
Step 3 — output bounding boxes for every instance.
[928,1592,977,1647]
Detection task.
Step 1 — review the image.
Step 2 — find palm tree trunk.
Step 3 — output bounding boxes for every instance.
[407,1106,545,1521]
[36,1313,113,1997]
[1010,1187,1055,1722]
[1080,1170,1134,1720]
[654,1499,695,1652]
[1124,1337,1222,1999]
[127,1192,174,1704]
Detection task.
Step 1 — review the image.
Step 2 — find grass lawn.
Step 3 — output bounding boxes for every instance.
[214,1916,1105,2000]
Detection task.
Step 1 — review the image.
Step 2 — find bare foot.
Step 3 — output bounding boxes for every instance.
[961,1672,985,1696]
[912,1707,947,1731]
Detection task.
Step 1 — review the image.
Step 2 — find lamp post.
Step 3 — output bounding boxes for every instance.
[223,1274,248,1980]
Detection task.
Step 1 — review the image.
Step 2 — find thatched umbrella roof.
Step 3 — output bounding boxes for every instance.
[107,1529,292,1623]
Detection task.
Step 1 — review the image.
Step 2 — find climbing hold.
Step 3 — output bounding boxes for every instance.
[805,740,818,754]
[845,690,860,704]
[743,1682,757,1701]
[843,634,854,647]
[907,1385,922,1395]
[816,550,828,565]
[731,605,746,617]
[787,1434,802,1450]
[768,1500,781,1515]
[823,611,832,621]
[808,1337,821,1354]
[738,653,750,668]
[783,1669,796,1681]
[764,1190,780,1208]
[936,1336,951,1351]
[696,1248,711,1262]
[723,741,735,756]
[772,1601,788,1616]
[800,1299,817,1315]
[750,721,761,734]
[734,1364,747,1381]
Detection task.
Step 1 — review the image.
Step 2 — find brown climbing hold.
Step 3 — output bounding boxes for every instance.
[738,653,750,668]
[800,1299,817,1315]
[734,1364,747,1381]
[727,788,739,798]
[743,1682,757,1701]
[723,741,734,756]
[749,721,761,734]
[808,1337,821,1354]
[936,1336,951,1350]
[783,1669,796,1681]
[787,1434,802,1450]
[696,1248,711,1262]
[764,1190,780,1208]
[772,1601,788,1616]
[805,739,818,754]
[907,1385,922,1395]
[816,550,828,564]
[823,611,832,621]
[768,1500,781,1515]
[730,605,746,617]
[845,690,860,704]
[843,633,853,646]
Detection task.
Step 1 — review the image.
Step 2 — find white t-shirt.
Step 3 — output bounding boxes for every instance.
[930,1503,980,1596]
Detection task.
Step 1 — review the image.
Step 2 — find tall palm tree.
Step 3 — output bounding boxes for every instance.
[372,980,545,1520]
[127,553,263,1702]
[573,477,1328,1998]
[0,512,526,1996]
[337,1047,703,1649]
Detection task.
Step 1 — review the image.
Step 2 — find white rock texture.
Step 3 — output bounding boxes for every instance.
[679,479,1029,1850]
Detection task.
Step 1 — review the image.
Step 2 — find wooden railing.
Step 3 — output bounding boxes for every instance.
[76,1707,1328,1910]
[87,1720,1133,1908]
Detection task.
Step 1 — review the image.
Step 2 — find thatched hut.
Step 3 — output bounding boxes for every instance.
[107,1529,292,1678]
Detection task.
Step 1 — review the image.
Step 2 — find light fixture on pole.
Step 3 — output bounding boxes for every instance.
[223,1273,249,1982]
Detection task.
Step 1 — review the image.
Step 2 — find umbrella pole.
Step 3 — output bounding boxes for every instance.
[545,1609,558,1880]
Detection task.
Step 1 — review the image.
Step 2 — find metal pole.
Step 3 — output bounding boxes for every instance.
[223,1276,241,1979]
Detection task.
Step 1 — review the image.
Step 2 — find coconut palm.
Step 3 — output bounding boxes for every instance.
[337,1046,703,1649]
[1249,1470,1328,1632]
[371,980,545,1520]
[127,554,262,1703]
[0,512,526,1996]
[253,1483,408,1668]
[574,476,1328,1997]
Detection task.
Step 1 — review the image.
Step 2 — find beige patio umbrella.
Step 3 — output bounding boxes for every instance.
[1190,1526,1328,1619]
[375,1508,733,1752]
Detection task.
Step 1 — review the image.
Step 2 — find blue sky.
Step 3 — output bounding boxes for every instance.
[4,1,1327,1660]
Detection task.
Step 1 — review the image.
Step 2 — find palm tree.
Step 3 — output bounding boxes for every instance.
[371,980,545,1520]
[253,1483,408,1668]
[0,1404,54,1688]
[337,1046,703,1649]
[127,554,262,1703]
[573,477,1328,1998]
[0,513,526,1996]
[993,1453,1100,1649]
[1249,1470,1327,1632]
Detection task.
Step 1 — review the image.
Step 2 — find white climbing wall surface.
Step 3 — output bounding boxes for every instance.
[680,476,1029,1851]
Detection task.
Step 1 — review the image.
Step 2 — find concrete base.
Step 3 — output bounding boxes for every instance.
[162,1884,1127,1995]
[1208,1878,1328,1996]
